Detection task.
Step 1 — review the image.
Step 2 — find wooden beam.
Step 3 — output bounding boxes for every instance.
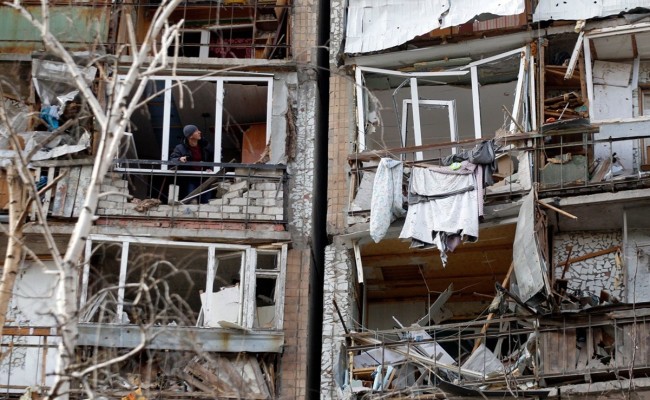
[537,200,578,220]
[561,246,620,266]
[473,262,514,350]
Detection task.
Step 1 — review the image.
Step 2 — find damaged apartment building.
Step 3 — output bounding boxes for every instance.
[324,0,650,399]
[0,0,325,399]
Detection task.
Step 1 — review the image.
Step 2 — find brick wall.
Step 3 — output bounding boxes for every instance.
[291,0,319,65]
[327,73,355,234]
[278,248,311,399]
[96,173,285,221]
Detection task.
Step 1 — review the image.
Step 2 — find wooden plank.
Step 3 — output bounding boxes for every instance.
[62,166,82,217]
[72,165,93,217]
[562,246,619,267]
[51,167,71,216]
[541,329,576,374]
[616,322,650,367]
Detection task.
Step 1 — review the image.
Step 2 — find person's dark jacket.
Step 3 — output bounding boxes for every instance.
[170,138,214,170]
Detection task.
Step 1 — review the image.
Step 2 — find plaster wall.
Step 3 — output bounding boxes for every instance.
[592,61,650,171]
[625,229,650,303]
[329,0,347,67]
[0,260,59,390]
[321,244,357,399]
[270,73,293,165]
[286,70,317,247]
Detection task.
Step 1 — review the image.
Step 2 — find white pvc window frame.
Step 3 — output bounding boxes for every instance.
[81,235,287,330]
[354,46,529,152]
[118,75,274,173]
[458,46,529,134]
[354,67,469,152]
[401,99,458,161]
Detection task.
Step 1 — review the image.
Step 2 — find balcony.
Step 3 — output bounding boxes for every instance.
[345,302,650,396]
[117,0,292,61]
[347,125,650,227]
[25,159,287,233]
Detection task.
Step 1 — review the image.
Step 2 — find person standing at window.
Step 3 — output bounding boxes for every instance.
[170,124,214,203]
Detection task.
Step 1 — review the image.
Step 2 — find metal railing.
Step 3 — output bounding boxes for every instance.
[345,307,650,393]
[32,159,287,225]
[346,130,650,219]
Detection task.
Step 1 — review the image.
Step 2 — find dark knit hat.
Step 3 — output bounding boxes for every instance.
[183,124,198,138]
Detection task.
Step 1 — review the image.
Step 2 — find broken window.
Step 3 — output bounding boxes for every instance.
[159,2,291,60]
[121,75,272,170]
[80,236,287,330]
[253,249,286,329]
[354,47,530,160]
[581,26,650,172]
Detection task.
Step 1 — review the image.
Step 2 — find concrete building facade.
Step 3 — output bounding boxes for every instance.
[323,1,650,399]
[0,1,324,398]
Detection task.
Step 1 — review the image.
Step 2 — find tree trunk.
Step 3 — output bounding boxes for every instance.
[0,166,27,343]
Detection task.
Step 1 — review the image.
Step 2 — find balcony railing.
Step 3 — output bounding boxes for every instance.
[345,303,650,395]
[30,159,287,226]
[346,129,650,224]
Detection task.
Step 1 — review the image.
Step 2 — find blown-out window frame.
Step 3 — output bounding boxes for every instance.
[80,235,287,330]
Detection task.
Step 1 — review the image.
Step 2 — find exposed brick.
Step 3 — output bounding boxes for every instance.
[208,198,227,206]
[254,182,278,191]
[223,189,246,199]
[264,206,283,215]
[229,197,250,206]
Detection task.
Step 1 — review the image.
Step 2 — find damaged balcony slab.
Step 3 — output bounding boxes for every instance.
[91,220,290,243]
[77,323,284,353]
[21,221,291,242]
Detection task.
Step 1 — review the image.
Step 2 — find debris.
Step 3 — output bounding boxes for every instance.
[462,344,504,379]
[132,198,161,212]
[183,355,271,399]
[121,388,146,400]
[547,153,572,164]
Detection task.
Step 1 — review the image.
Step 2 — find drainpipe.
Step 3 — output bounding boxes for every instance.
[306,0,330,397]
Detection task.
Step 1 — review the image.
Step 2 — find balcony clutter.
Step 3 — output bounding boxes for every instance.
[345,302,648,398]
[344,128,650,397]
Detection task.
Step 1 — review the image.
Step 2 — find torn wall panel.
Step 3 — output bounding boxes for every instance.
[513,190,550,304]
[533,0,650,22]
[345,0,525,54]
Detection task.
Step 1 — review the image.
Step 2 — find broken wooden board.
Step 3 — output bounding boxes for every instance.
[183,355,271,399]
[181,174,222,203]
[51,167,74,217]
[72,165,93,217]
[540,329,577,374]
[614,321,650,368]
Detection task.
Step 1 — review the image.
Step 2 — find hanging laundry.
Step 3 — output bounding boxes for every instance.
[442,139,497,186]
[370,158,406,243]
[399,161,483,267]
